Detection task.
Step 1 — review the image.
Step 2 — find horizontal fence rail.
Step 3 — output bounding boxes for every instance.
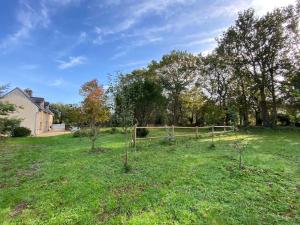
[131,125,235,147]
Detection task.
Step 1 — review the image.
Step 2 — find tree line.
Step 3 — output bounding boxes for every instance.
[47,3,300,130]
[111,3,300,128]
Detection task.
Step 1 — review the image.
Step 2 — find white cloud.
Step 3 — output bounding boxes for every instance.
[110,35,162,60]
[57,56,86,69]
[209,0,297,19]
[0,0,82,50]
[50,78,65,87]
[250,0,296,15]
[117,60,150,68]
[0,1,50,49]
[99,0,194,35]
[20,64,39,70]
[177,37,216,48]
[111,51,127,60]
[92,26,104,45]
[78,32,87,42]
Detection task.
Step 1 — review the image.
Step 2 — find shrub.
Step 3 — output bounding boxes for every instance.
[102,127,119,134]
[277,113,290,126]
[110,127,117,134]
[73,129,92,138]
[12,127,31,137]
[136,128,149,138]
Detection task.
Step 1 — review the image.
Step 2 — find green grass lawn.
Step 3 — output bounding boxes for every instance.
[0,129,299,224]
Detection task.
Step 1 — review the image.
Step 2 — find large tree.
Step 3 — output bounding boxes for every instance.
[218,7,298,127]
[116,70,165,126]
[156,50,199,125]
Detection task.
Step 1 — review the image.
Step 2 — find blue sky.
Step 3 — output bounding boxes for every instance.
[0,0,296,103]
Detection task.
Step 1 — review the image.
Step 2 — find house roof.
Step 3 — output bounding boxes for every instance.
[3,87,54,115]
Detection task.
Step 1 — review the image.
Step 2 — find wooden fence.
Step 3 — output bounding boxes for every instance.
[131,125,235,147]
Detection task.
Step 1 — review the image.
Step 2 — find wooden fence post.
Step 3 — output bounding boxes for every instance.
[196,126,199,138]
[172,125,175,139]
[132,124,137,147]
[212,125,215,145]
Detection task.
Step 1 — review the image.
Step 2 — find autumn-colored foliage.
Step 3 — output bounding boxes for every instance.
[80,79,109,150]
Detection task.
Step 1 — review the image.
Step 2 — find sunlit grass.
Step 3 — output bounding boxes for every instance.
[0,129,299,224]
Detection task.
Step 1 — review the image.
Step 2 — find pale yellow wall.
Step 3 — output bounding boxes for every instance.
[1,89,54,136]
[49,114,53,128]
[1,89,39,135]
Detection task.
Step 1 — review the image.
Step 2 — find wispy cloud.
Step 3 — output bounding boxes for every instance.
[0,1,50,50]
[111,51,127,60]
[49,78,65,87]
[117,60,150,68]
[110,35,163,60]
[78,31,87,43]
[177,38,216,48]
[57,56,86,69]
[20,64,39,70]
[0,0,82,50]
[97,0,194,36]
[92,26,103,45]
[250,0,296,15]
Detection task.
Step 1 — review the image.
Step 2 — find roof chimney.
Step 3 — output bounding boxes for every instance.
[24,88,33,97]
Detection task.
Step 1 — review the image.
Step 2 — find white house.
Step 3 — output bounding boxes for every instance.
[1,88,54,135]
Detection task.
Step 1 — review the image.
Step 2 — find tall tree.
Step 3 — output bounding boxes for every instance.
[199,51,233,124]
[156,50,199,125]
[114,69,166,126]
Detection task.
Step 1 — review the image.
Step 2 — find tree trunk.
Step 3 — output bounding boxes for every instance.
[269,71,277,127]
[124,127,129,169]
[241,83,249,126]
[90,121,97,150]
[255,110,262,126]
[259,86,270,127]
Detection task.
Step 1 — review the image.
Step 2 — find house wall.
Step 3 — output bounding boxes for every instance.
[36,111,54,134]
[1,89,39,135]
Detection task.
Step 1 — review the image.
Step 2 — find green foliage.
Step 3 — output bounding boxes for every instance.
[110,127,118,134]
[136,128,149,138]
[156,51,199,125]
[0,85,21,136]
[72,129,95,138]
[49,103,82,126]
[80,79,110,150]
[0,118,21,136]
[108,3,299,128]
[200,100,225,125]
[11,127,31,137]
[113,70,166,126]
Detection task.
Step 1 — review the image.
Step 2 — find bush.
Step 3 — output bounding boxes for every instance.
[12,127,31,137]
[110,127,117,134]
[136,128,149,138]
[73,129,92,138]
[277,113,290,126]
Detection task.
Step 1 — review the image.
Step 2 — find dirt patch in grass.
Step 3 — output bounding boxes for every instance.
[0,182,8,189]
[89,147,111,154]
[10,202,29,218]
[17,162,41,178]
[98,204,121,223]
[98,184,146,222]
[112,184,146,198]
